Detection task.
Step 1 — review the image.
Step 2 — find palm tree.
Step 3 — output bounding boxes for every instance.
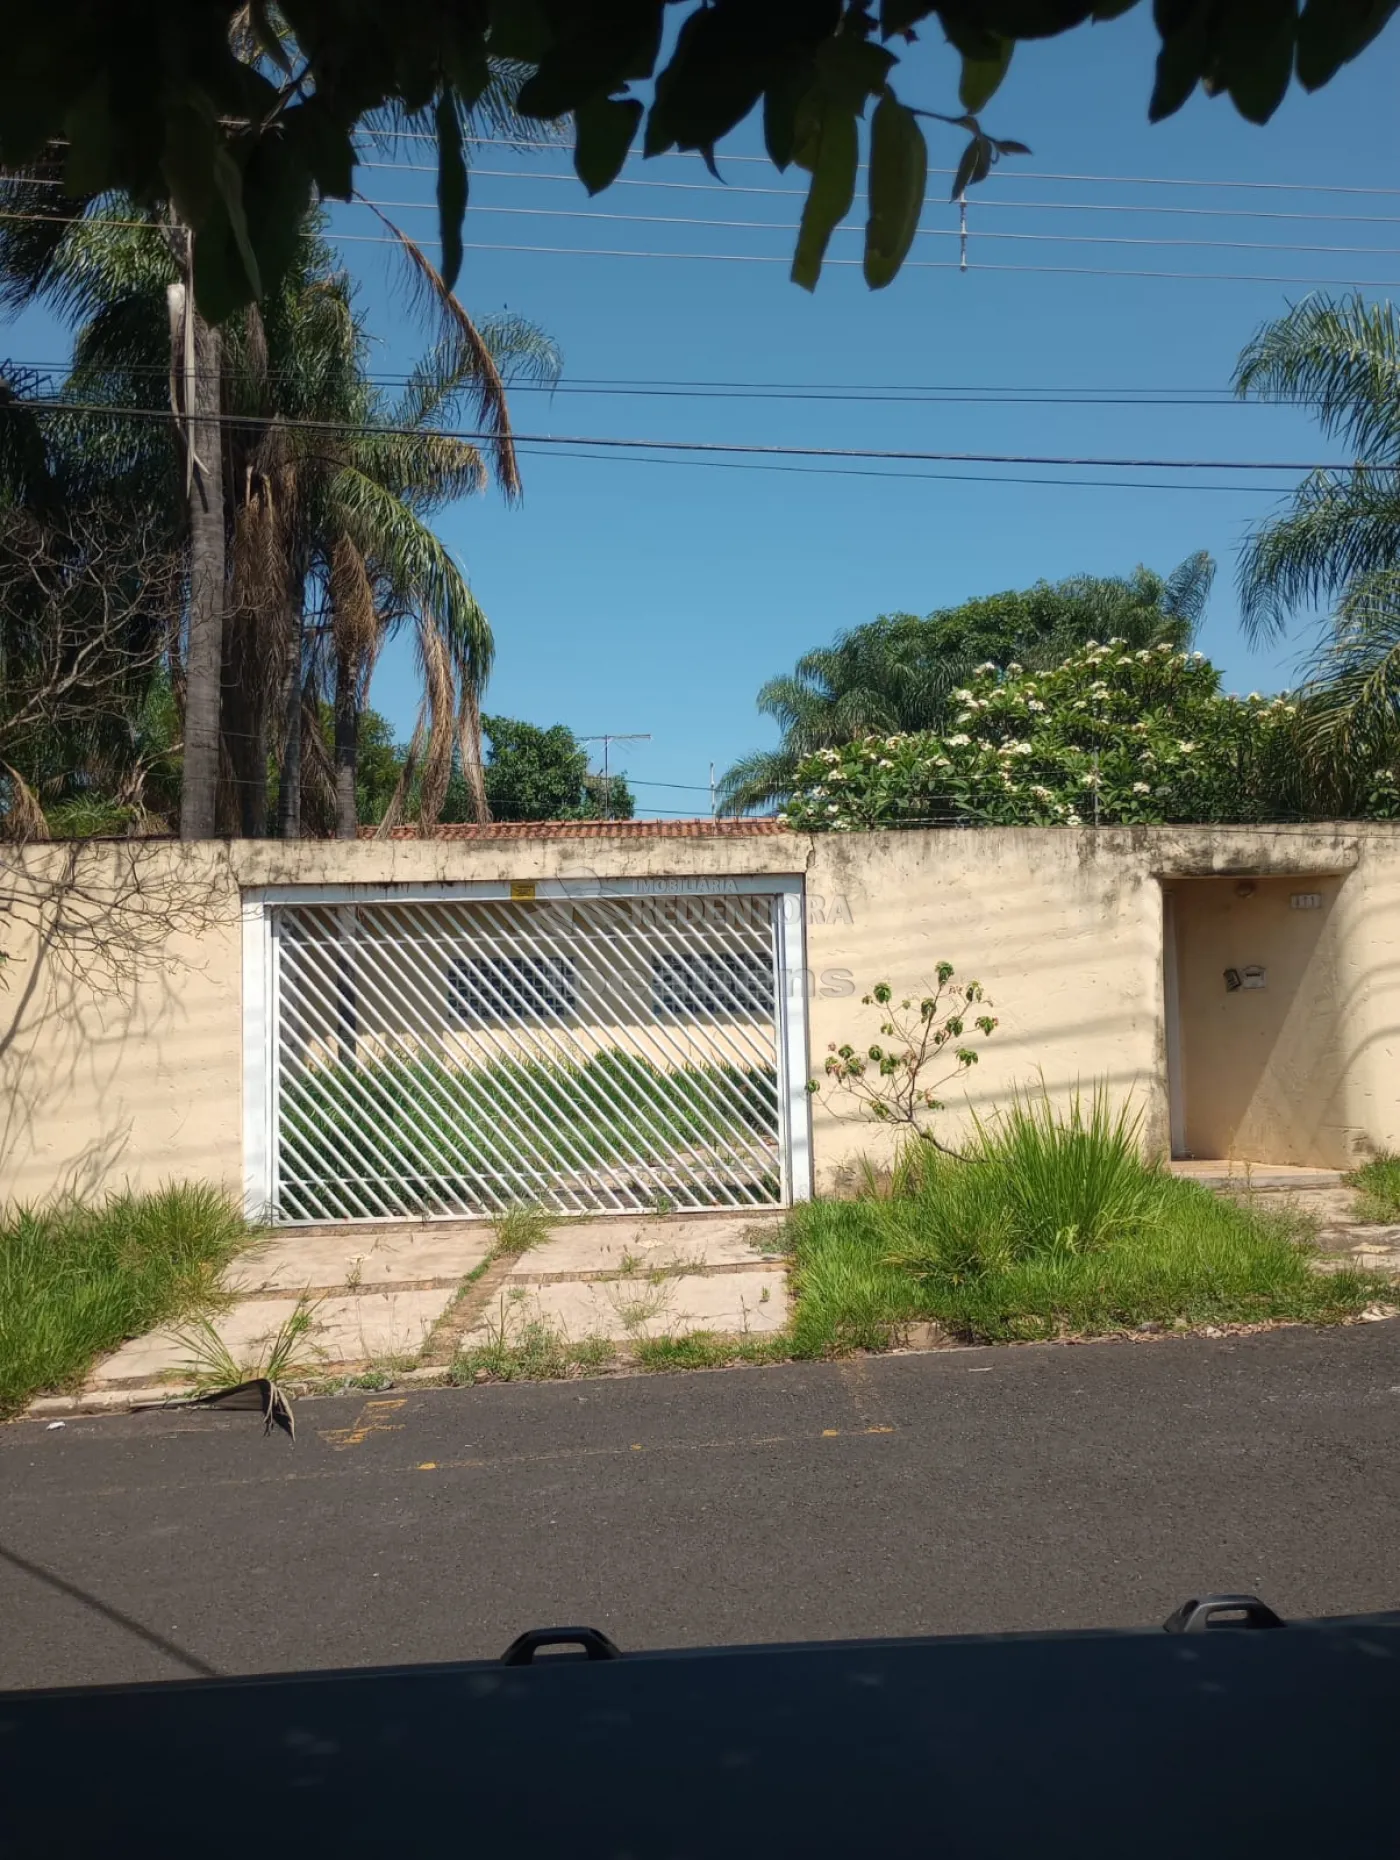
[717,555,1215,814]
[1234,295,1400,777]
[0,193,559,838]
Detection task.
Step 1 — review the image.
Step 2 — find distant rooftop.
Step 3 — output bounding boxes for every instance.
[359,817,789,842]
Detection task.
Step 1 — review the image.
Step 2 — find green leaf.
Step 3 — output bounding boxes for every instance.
[880,0,937,31]
[61,76,113,196]
[950,133,991,200]
[488,0,553,64]
[864,93,927,288]
[993,138,1032,155]
[435,89,467,293]
[1149,0,1211,120]
[791,97,858,291]
[160,97,219,229]
[212,141,262,301]
[285,94,356,200]
[1219,0,1298,123]
[812,35,898,113]
[959,37,1013,109]
[574,94,642,193]
[763,63,813,170]
[1298,0,1398,89]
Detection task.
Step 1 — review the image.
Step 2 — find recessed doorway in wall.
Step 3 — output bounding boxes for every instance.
[1160,874,1346,1164]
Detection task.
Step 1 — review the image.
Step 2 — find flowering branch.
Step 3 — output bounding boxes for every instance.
[811,965,998,1157]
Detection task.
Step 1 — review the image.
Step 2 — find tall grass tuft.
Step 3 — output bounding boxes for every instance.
[1344,1151,1400,1224]
[784,1083,1397,1355]
[0,1185,252,1416]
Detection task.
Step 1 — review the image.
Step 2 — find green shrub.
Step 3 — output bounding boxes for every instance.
[785,1089,1396,1353]
[0,1184,251,1415]
[887,1086,1162,1281]
[1344,1152,1400,1223]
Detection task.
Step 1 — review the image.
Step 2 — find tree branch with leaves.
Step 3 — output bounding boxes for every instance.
[812,966,998,1158]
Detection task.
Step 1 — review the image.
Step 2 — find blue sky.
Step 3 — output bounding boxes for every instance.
[8,11,1400,817]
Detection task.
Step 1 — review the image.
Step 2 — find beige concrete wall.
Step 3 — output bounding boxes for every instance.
[3,824,1398,1211]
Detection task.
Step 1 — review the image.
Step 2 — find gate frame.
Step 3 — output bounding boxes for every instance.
[241,875,812,1222]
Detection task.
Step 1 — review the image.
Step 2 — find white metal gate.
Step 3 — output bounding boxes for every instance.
[247,882,808,1223]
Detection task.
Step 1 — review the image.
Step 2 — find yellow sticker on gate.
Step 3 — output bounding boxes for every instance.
[509,880,536,900]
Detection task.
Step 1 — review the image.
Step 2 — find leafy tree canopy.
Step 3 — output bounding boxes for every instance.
[719,555,1213,813]
[448,714,635,822]
[4,1,1392,320]
[779,640,1400,831]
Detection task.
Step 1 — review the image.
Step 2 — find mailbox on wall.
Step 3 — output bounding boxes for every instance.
[1224,966,1268,992]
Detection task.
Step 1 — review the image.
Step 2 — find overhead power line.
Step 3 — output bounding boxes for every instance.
[386,131,1400,197]
[5,204,1399,290]
[322,197,1400,261]
[512,443,1285,494]
[5,394,1363,472]
[11,360,1322,407]
[350,165,1400,228]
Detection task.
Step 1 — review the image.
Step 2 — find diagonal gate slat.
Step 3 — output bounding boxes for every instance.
[269,890,791,1222]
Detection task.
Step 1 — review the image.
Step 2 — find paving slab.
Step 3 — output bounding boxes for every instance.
[224,1223,493,1293]
[1167,1161,1344,1190]
[467,1267,789,1345]
[90,1286,456,1385]
[520,1212,788,1278]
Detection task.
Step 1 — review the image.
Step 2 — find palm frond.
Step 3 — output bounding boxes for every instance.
[357,201,521,498]
[1302,567,1400,755]
[1238,467,1400,640]
[414,620,457,831]
[1162,550,1216,634]
[329,463,493,687]
[1235,295,1400,465]
[715,748,801,816]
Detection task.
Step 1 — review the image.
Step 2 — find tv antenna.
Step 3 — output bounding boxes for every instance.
[580,733,651,820]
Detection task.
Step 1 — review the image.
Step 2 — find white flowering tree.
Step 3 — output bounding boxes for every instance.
[778,641,1365,831]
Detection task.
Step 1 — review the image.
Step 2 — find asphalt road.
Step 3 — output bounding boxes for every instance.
[2,1324,1398,1693]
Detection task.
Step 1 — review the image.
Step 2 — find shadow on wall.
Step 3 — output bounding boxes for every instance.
[0,842,235,1203]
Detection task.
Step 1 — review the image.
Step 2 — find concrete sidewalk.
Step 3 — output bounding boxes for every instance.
[68,1210,791,1408]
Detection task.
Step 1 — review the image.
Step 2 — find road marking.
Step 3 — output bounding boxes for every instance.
[318,1397,407,1451]
[417,1461,437,1471]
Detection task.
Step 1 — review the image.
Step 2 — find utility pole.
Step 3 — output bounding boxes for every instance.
[709,762,716,821]
[580,733,651,820]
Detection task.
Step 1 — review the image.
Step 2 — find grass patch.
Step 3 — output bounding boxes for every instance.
[785,1088,1397,1354]
[449,1305,618,1383]
[1344,1152,1400,1224]
[0,1185,252,1416]
[489,1203,553,1257]
[631,1331,790,1373]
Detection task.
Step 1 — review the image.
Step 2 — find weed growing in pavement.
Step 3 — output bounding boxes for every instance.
[173,1293,326,1391]
[490,1203,553,1258]
[632,1332,790,1373]
[450,1310,616,1383]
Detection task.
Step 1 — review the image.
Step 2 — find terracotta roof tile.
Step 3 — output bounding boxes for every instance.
[358,817,790,842]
